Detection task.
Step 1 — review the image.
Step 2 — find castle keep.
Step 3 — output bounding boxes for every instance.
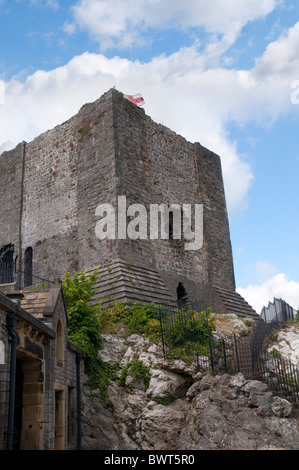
[0,87,257,316]
[0,87,258,450]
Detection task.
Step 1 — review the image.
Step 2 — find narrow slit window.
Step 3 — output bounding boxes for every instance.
[56,319,64,366]
[24,247,33,287]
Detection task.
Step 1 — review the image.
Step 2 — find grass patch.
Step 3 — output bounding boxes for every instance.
[118,358,151,389]
[99,300,161,343]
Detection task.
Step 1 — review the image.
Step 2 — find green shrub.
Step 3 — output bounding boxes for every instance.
[270,347,281,359]
[86,356,119,407]
[62,269,102,358]
[118,358,151,389]
[63,269,119,407]
[162,307,215,359]
[150,397,172,406]
[100,301,161,342]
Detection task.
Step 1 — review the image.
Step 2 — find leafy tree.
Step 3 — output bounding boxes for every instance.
[62,269,120,407]
[62,269,102,359]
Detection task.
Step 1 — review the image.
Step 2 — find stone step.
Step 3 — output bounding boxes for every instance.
[213,286,259,319]
[88,259,174,307]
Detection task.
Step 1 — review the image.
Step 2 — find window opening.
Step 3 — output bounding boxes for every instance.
[24,247,33,287]
[177,282,188,309]
[0,244,14,284]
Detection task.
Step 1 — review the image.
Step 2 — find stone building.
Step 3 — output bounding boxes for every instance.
[0,281,85,450]
[0,87,257,317]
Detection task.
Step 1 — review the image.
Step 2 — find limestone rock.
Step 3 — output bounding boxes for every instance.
[162,358,199,376]
[268,326,299,364]
[139,399,188,450]
[146,369,190,400]
[98,334,127,364]
[271,396,293,418]
[81,331,299,451]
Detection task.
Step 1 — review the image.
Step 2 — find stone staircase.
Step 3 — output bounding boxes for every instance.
[89,259,174,308]
[213,286,259,319]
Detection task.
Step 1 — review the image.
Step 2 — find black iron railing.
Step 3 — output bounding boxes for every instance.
[158,302,299,403]
[0,266,54,289]
[158,304,254,376]
[254,349,299,403]
[158,305,215,372]
[16,270,54,289]
[250,298,296,370]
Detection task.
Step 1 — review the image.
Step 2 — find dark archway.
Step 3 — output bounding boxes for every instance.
[177,282,188,309]
[0,244,14,284]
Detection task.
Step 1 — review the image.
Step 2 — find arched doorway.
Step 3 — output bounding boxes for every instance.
[54,389,65,450]
[177,282,188,309]
[15,356,44,450]
[0,244,14,284]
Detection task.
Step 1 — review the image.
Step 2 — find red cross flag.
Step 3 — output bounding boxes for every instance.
[124,93,145,107]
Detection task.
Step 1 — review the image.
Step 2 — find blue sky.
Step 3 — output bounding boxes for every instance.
[1,0,299,312]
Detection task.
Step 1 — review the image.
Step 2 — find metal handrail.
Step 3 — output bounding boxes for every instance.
[158,301,299,403]
[0,266,54,289]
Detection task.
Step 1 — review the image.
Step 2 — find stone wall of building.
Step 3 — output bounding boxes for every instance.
[42,288,81,450]
[0,143,25,274]
[76,90,118,272]
[0,87,239,312]
[21,118,79,281]
[0,303,10,450]
[111,90,235,303]
[0,285,85,450]
[194,142,236,292]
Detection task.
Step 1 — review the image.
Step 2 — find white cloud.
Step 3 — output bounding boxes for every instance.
[69,0,277,50]
[15,0,59,9]
[62,21,76,35]
[255,260,279,283]
[1,20,299,213]
[0,48,254,212]
[0,80,4,105]
[254,21,299,76]
[237,273,299,314]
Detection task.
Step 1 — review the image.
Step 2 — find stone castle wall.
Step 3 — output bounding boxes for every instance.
[1,90,118,282]
[21,115,79,280]
[0,143,24,269]
[111,90,235,301]
[0,88,236,308]
[0,302,10,450]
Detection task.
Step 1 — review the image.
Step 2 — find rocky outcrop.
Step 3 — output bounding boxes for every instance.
[81,331,299,451]
[267,324,299,364]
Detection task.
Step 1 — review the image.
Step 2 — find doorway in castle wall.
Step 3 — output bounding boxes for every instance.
[177,282,188,309]
[12,359,23,450]
[14,355,44,450]
[54,390,65,450]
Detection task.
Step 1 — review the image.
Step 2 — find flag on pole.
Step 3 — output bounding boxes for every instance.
[123,93,145,107]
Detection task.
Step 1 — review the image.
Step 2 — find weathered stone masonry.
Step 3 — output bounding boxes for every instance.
[0,88,257,317]
[0,283,85,450]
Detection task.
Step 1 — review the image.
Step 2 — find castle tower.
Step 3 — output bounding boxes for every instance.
[0,88,257,317]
